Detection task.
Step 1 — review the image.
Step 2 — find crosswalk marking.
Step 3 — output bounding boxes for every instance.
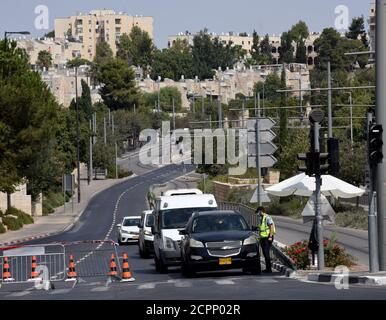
[7,291,31,297]
[256,278,278,283]
[174,281,192,288]
[214,279,235,285]
[50,289,72,295]
[91,286,109,292]
[138,283,156,289]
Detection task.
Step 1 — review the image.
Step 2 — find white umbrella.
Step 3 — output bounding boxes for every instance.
[265,173,365,199]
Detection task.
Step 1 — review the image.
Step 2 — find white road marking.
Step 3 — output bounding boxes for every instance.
[7,291,31,297]
[49,289,72,295]
[256,278,279,283]
[91,286,110,292]
[214,279,235,285]
[174,280,192,288]
[137,283,156,289]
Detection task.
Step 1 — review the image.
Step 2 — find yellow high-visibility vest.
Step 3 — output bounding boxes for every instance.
[259,214,276,238]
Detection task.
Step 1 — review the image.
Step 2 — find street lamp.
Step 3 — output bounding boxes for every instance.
[74,66,81,203]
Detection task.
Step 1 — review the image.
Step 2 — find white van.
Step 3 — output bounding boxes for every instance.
[152,189,217,273]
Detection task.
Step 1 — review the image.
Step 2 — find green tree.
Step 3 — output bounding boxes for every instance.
[36,50,52,70]
[142,86,182,112]
[67,57,92,69]
[94,41,113,65]
[278,68,288,149]
[0,40,63,201]
[117,26,155,69]
[95,58,140,110]
[346,16,368,47]
[250,30,260,63]
[279,32,294,64]
[258,34,273,65]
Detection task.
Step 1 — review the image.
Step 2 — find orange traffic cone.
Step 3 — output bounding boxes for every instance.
[121,253,135,282]
[108,253,118,277]
[66,255,77,281]
[2,257,14,282]
[28,256,39,280]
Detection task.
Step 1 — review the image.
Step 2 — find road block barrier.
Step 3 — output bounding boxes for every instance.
[0,243,65,284]
[66,255,77,281]
[108,253,118,277]
[121,253,135,282]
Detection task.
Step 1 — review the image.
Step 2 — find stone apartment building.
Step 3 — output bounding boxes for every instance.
[168,32,320,68]
[369,2,376,52]
[137,63,311,109]
[54,9,153,59]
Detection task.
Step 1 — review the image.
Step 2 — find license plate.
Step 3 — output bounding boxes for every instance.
[132,235,139,239]
[219,258,232,265]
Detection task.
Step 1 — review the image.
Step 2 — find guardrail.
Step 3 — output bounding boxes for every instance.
[218,202,297,271]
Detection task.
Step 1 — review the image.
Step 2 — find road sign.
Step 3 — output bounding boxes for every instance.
[247,118,276,131]
[248,142,278,156]
[248,155,278,168]
[248,130,276,144]
[250,186,271,204]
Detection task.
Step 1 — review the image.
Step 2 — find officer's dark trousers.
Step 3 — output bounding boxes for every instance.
[260,237,273,272]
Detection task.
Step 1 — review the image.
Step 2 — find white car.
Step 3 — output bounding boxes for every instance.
[117,216,141,244]
[138,210,155,258]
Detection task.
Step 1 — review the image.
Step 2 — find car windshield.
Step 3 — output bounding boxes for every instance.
[145,214,154,227]
[191,214,248,233]
[123,218,140,227]
[161,207,216,229]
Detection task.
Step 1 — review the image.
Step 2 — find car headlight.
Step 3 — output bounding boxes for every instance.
[144,230,152,236]
[121,230,129,234]
[243,235,257,245]
[164,237,175,250]
[189,238,204,248]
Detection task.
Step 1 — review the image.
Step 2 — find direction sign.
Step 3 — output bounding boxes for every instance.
[248,141,278,156]
[247,118,276,131]
[248,130,276,144]
[248,155,278,168]
[250,185,271,204]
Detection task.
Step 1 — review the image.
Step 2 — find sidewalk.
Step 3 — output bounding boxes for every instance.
[0,167,135,246]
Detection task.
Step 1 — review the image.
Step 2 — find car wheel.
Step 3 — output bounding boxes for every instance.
[181,260,195,278]
[154,255,161,272]
[139,243,149,259]
[243,264,261,275]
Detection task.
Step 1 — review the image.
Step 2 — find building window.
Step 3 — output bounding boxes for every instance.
[115,19,121,24]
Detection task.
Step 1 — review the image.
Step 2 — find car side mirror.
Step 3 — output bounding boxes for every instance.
[151,225,156,235]
[117,224,121,228]
[179,229,187,235]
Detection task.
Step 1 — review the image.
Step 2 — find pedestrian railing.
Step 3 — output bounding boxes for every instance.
[218,202,297,271]
[0,243,66,284]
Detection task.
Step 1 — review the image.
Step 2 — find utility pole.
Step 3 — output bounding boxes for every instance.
[309,110,326,270]
[115,142,118,179]
[75,66,81,203]
[349,92,353,145]
[88,119,93,185]
[201,95,205,114]
[327,61,333,138]
[367,109,380,273]
[255,93,262,206]
[218,81,223,129]
[172,98,176,132]
[104,116,107,145]
[376,0,386,271]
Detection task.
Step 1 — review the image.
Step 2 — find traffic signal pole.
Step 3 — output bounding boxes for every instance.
[313,121,325,270]
[376,0,386,271]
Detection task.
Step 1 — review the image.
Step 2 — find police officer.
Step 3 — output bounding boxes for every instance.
[257,206,275,273]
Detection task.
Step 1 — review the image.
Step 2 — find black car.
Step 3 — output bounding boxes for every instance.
[179,210,261,277]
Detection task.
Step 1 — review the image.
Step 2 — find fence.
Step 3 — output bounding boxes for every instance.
[218,202,297,271]
[0,240,124,287]
[0,243,66,284]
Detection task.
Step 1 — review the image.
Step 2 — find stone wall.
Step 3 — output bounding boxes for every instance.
[0,184,32,215]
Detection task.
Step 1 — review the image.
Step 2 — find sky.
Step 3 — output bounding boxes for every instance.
[0,0,372,48]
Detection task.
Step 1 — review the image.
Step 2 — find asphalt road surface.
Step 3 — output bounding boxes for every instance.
[0,163,385,300]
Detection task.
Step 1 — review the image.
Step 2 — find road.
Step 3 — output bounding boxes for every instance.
[0,162,385,300]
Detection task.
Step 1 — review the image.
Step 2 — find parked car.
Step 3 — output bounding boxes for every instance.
[152,189,218,273]
[179,210,261,277]
[117,216,141,244]
[138,210,155,258]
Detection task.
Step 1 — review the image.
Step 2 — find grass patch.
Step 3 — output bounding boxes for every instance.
[42,190,72,216]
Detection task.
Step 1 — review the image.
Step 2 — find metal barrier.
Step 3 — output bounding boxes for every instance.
[63,240,121,278]
[0,244,66,284]
[218,202,296,271]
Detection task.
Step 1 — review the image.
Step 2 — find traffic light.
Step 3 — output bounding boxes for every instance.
[368,123,383,166]
[315,152,329,176]
[327,138,340,176]
[297,153,314,176]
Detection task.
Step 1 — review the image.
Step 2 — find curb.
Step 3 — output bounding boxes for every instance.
[272,262,297,278]
[0,175,136,247]
[306,273,386,286]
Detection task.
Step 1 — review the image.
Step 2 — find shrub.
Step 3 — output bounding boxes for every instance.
[42,201,55,216]
[2,216,23,231]
[335,210,368,230]
[284,240,310,270]
[284,236,356,270]
[0,223,6,234]
[5,207,34,224]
